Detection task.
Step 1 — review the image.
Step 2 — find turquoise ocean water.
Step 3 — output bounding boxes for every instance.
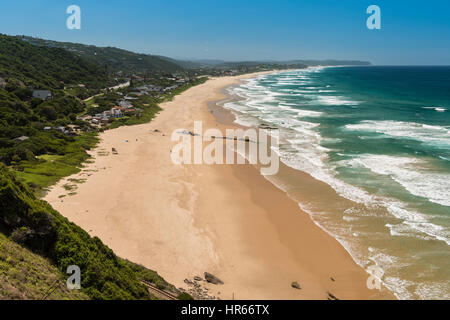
[224,66,450,299]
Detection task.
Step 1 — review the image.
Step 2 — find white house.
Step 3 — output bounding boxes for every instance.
[14,136,29,142]
[111,107,124,118]
[32,90,52,100]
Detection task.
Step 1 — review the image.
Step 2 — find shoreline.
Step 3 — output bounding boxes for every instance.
[44,71,394,300]
[207,73,396,299]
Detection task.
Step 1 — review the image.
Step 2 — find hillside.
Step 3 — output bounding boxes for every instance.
[175,58,371,69]
[0,232,89,300]
[0,35,115,168]
[0,164,182,300]
[19,36,184,75]
[0,73,97,166]
[14,35,371,75]
[0,34,110,89]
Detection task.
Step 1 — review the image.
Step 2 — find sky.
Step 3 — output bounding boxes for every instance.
[0,0,449,65]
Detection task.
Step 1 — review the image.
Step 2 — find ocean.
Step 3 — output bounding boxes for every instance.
[223,66,450,300]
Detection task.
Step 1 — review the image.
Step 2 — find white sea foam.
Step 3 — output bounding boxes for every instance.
[223,69,450,300]
[348,155,450,207]
[385,202,450,245]
[423,106,447,112]
[278,105,323,118]
[342,155,450,244]
[345,120,450,148]
[316,95,361,106]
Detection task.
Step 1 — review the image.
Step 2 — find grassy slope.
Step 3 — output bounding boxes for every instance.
[14,132,99,193]
[0,233,89,300]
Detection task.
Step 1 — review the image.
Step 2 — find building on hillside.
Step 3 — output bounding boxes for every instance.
[124,108,136,115]
[132,75,144,82]
[100,117,110,125]
[148,85,164,92]
[14,136,29,142]
[119,100,134,108]
[164,85,179,92]
[32,90,52,100]
[55,126,72,135]
[111,106,124,118]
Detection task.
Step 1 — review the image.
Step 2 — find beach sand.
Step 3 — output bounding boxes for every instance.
[45,73,394,300]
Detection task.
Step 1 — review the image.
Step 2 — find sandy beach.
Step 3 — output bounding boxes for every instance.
[45,72,394,300]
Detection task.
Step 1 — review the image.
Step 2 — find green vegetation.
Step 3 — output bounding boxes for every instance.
[20,36,184,75]
[0,34,111,179]
[0,34,110,89]
[0,33,210,203]
[0,164,179,300]
[109,101,162,129]
[107,77,207,129]
[160,76,208,102]
[86,91,122,116]
[177,292,195,300]
[13,133,98,193]
[0,232,89,300]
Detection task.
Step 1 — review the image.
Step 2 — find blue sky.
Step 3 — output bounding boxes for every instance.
[0,0,449,65]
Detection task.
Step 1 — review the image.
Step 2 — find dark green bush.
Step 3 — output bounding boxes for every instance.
[178,292,195,300]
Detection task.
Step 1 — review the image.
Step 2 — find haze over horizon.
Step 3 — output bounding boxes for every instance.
[0,0,449,65]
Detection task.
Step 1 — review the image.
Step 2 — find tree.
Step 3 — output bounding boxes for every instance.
[39,105,57,121]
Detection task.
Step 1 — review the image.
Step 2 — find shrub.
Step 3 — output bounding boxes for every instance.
[178,292,195,300]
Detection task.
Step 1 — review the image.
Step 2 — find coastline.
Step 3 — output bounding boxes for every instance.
[44,71,395,300]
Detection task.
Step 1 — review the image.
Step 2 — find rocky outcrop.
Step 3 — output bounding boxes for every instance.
[204,272,224,285]
[327,292,339,300]
[291,281,301,290]
[183,278,219,300]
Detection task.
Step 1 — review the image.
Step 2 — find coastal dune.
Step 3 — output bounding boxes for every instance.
[45,73,393,300]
